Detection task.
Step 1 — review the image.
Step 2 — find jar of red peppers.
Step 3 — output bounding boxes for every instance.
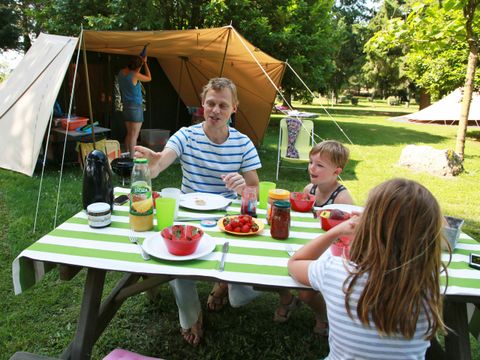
[267,189,290,225]
[270,200,291,240]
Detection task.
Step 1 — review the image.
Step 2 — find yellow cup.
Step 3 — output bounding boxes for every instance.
[155,197,176,231]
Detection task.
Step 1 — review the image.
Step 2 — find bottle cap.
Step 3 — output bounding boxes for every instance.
[268,189,290,199]
[200,219,217,227]
[273,200,290,209]
[134,158,148,164]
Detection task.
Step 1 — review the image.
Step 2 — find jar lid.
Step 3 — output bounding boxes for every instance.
[268,189,290,199]
[273,200,291,208]
[200,219,217,227]
[134,158,148,164]
[87,202,111,214]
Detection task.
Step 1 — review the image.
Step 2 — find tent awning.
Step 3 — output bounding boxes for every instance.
[83,26,285,145]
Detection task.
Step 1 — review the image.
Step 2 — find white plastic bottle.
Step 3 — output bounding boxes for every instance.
[129,158,153,231]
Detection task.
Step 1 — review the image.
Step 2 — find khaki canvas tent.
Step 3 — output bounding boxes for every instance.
[392,88,480,126]
[0,26,285,176]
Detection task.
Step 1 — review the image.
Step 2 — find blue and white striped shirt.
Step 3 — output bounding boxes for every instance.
[165,123,261,199]
[309,252,430,360]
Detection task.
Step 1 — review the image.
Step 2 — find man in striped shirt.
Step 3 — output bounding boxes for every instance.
[135,77,260,198]
[135,77,261,345]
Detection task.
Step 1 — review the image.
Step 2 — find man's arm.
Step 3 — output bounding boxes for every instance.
[223,169,259,195]
[134,146,177,178]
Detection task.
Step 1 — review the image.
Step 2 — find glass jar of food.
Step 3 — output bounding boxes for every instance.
[241,186,257,217]
[270,200,291,240]
[267,189,290,225]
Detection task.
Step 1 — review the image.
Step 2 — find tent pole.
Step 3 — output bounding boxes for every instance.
[51,30,84,229]
[82,33,96,147]
[175,57,187,129]
[219,27,232,77]
[33,109,54,233]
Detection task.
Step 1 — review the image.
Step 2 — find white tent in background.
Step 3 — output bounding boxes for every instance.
[0,34,78,176]
[392,88,480,126]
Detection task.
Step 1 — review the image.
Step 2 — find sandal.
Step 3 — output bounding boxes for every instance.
[313,316,329,337]
[180,311,204,346]
[207,282,228,312]
[273,294,301,323]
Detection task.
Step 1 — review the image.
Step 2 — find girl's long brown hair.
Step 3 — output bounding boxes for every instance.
[344,178,447,339]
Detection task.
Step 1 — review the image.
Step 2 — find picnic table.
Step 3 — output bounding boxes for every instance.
[12,187,480,359]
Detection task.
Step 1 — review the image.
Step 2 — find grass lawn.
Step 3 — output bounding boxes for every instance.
[1,98,479,359]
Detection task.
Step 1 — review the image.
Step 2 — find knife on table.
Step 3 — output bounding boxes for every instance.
[177,215,223,222]
[219,242,229,271]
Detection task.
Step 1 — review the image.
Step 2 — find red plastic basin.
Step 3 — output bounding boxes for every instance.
[161,225,203,256]
[290,192,315,212]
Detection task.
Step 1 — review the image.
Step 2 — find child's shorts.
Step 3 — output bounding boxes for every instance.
[122,103,144,123]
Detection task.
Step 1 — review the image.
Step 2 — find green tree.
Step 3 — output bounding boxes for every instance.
[0,0,21,50]
[3,0,339,105]
[363,0,411,99]
[329,0,374,100]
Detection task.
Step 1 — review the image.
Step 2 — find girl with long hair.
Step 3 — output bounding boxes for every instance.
[288,178,447,358]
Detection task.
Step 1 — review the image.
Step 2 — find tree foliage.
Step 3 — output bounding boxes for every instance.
[365,0,480,100]
[1,0,341,103]
[328,0,375,98]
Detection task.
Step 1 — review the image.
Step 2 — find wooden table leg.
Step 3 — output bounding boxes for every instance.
[61,271,172,360]
[444,300,471,360]
[61,268,106,360]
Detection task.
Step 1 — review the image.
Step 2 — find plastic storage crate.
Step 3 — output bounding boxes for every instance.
[60,116,89,131]
[140,129,170,152]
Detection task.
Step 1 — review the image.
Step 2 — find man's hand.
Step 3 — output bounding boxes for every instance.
[134,146,177,178]
[222,172,246,194]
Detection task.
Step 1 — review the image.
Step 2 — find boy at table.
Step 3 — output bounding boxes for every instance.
[135,77,261,345]
[275,140,354,336]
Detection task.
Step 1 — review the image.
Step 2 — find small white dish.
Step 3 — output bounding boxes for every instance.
[317,204,364,214]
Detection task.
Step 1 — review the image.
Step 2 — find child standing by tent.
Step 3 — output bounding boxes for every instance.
[118,55,151,156]
[288,178,446,358]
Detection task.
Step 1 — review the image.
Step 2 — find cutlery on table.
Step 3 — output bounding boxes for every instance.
[285,244,295,257]
[177,215,223,222]
[219,241,230,271]
[129,230,150,261]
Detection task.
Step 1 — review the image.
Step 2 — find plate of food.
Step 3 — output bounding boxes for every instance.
[317,204,364,213]
[179,193,232,211]
[143,230,216,261]
[217,215,264,236]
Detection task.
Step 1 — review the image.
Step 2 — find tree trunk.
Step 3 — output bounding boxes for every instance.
[455,0,479,160]
[283,89,292,107]
[419,89,431,110]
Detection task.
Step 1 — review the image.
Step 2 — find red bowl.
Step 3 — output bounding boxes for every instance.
[331,242,350,258]
[290,192,315,212]
[319,210,350,231]
[161,225,203,256]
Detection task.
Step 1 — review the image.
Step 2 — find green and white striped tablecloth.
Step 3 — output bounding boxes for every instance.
[12,188,480,339]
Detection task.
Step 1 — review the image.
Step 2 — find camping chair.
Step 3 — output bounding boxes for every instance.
[77,139,121,169]
[276,118,315,181]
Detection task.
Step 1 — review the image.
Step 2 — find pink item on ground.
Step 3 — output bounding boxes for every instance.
[103,349,163,360]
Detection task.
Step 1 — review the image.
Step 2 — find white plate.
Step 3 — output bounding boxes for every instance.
[142,233,216,261]
[179,193,231,211]
[317,204,364,213]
